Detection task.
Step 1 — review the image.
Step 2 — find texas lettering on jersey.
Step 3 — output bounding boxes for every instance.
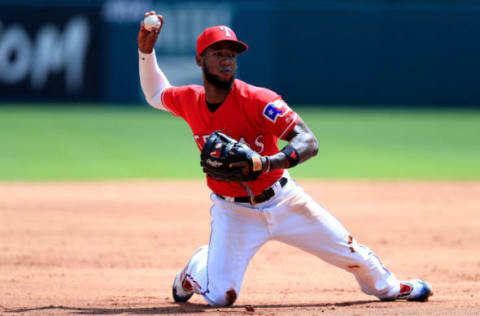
[194,134,265,153]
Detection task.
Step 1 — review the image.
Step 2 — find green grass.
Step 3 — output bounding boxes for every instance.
[1,105,479,180]
[295,107,480,179]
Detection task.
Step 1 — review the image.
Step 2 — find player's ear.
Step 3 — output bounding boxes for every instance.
[195,55,202,67]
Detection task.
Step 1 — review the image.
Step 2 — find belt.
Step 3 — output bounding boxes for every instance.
[217,177,288,204]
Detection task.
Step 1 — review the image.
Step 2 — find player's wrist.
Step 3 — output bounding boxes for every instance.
[139,45,155,54]
[261,156,271,173]
[280,145,300,168]
[139,48,155,56]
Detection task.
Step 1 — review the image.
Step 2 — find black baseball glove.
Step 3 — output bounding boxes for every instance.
[200,131,265,182]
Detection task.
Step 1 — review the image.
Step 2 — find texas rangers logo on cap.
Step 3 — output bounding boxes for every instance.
[263,99,289,123]
[196,25,248,55]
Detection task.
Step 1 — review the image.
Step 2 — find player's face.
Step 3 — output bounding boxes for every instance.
[201,42,238,89]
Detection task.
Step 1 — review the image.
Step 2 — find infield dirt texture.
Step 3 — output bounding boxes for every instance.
[1,180,479,315]
[1,106,479,315]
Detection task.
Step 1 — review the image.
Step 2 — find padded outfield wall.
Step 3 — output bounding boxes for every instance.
[0,0,479,106]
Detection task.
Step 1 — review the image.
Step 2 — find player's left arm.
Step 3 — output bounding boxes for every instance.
[261,117,318,172]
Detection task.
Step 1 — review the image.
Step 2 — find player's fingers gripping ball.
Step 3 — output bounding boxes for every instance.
[143,14,162,31]
[200,131,264,182]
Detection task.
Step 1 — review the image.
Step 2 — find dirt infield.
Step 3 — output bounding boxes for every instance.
[1,180,479,315]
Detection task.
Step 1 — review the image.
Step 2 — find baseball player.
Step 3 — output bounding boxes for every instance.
[138,11,432,306]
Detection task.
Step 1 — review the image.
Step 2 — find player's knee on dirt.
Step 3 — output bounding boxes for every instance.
[224,289,237,306]
[205,288,237,306]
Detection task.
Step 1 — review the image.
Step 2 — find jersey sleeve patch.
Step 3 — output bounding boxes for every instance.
[263,99,289,123]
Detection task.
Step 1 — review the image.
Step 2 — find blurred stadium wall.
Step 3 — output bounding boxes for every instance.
[1,0,479,107]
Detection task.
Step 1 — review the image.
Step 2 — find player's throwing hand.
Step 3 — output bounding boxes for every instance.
[138,11,164,54]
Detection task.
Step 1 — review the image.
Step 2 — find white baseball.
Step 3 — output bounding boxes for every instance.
[144,15,161,31]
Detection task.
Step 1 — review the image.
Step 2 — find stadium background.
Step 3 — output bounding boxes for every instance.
[1,1,480,315]
[2,0,480,106]
[1,0,479,180]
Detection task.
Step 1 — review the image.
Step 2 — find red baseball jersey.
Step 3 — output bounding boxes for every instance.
[162,79,298,197]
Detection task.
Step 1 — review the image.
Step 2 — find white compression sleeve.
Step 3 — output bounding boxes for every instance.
[139,49,171,111]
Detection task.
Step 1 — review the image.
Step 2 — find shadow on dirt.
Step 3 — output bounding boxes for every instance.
[6,300,381,314]
[5,304,207,315]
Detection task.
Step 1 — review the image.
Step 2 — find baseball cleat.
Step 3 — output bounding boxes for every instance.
[172,270,194,303]
[382,279,433,302]
[172,245,208,303]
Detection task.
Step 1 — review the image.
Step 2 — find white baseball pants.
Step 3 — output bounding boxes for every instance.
[181,171,400,306]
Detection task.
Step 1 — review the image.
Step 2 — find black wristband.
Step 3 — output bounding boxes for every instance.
[263,156,271,173]
[280,145,300,168]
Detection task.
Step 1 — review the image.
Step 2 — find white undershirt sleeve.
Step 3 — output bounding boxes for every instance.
[139,49,171,111]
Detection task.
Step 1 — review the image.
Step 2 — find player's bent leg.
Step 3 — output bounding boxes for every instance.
[173,196,270,306]
[270,183,400,298]
[172,242,239,306]
[201,199,271,306]
[172,244,239,306]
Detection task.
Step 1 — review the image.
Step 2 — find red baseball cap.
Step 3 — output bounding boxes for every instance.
[196,25,248,56]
